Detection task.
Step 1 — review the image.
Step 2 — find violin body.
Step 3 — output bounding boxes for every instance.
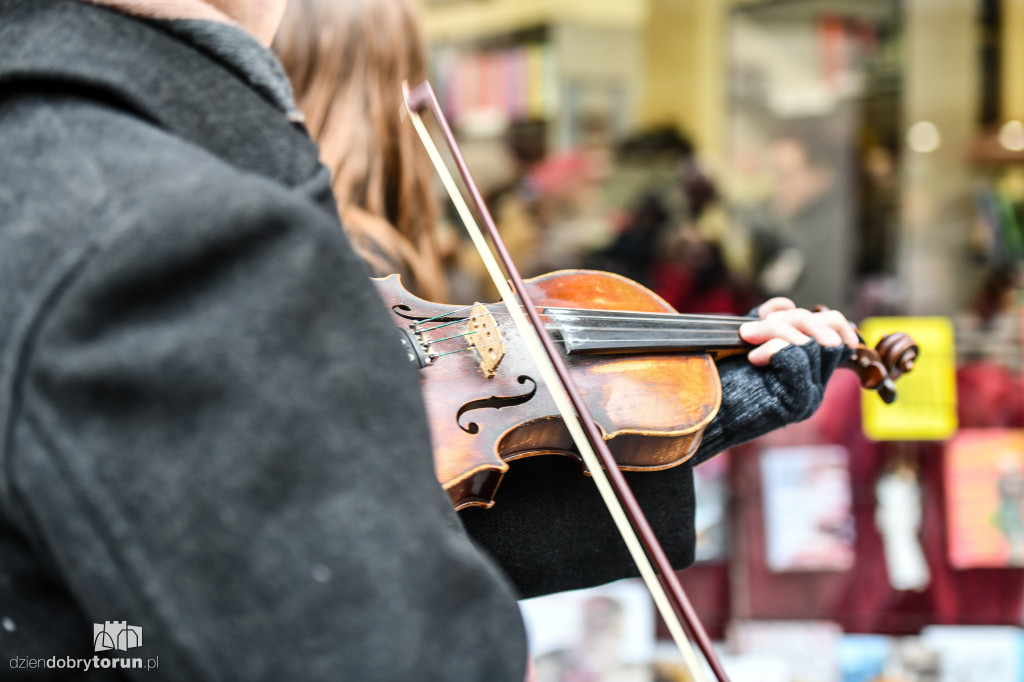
[374,270,721,510]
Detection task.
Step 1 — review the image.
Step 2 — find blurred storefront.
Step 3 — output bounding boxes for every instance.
[415,0,1024,680]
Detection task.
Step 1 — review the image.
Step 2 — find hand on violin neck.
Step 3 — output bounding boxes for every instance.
[694,336,850,462]
[739,297,860,366]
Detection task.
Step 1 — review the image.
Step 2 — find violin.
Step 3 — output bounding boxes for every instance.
[374,269,918,511]
[401,79,917,681]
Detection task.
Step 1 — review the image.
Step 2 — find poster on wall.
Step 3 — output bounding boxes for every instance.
[760,445,855,572]
[519,579,654,682]
[945,429,1024,568]
[859,316,957,441]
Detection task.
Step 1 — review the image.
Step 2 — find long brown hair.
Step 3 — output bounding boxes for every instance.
[273,0,447,301]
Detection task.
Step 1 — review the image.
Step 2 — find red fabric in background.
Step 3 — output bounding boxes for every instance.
[671,363,1024,640]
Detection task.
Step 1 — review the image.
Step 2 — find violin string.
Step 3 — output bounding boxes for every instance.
[560,340,747,350]
[419,311,492,333]
[485,308,755,326]
[423,326,499,345]
[424,326,747,345]
[412,306,755,329]
[556,316,751,328]
[558,324,745,334]
[556,334,745,343]
[546,308,755,323]
[486,307,755,322]
[543,336,747,345]
[431,346,477,358]
[421,303,752,321]
[565,336,745,343]
[415,304,478,326]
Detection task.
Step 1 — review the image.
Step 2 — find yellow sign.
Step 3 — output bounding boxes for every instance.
[860,317,957,441]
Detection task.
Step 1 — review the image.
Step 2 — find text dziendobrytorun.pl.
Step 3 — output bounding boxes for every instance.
[10,656,159,671]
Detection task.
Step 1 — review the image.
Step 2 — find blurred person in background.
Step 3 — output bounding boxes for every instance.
[452,116,550,302]
[591,126,754,315]
[651,230,751,316]
[587,127,693,288]
[955,264,1024,432]
[589,190,669,287]
[0,0,866,680]
[756,118,854,311]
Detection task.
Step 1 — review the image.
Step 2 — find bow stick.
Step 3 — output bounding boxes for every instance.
[402,80,731,682]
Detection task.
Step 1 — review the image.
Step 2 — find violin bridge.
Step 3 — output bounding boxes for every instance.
[466,303,504,378]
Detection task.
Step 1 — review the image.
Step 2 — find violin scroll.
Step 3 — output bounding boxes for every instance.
[876,332,918,381]
[813,306,919,404]
[845,335,919,404]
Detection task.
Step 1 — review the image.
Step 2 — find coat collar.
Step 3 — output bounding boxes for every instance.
[0,0,320,190]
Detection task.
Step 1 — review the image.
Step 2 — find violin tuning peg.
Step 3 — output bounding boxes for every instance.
[845,345,887,390]
[877,378,897,405]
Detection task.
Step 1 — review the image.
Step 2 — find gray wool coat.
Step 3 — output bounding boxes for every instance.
[0,1,845,679]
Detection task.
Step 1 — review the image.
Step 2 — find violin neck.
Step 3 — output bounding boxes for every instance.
[545,307,755,354]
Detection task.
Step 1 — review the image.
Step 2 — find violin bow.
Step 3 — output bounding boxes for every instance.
[402,80,731,682]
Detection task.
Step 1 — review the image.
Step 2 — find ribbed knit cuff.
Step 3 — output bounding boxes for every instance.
[693,341,849,464]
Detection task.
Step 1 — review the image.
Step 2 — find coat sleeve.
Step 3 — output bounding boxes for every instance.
[7,148,527,680]
[693,340,849,464]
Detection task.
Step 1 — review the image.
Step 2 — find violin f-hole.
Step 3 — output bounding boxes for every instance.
[456,375,537,434]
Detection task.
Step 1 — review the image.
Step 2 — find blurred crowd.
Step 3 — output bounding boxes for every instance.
[440,119,770,317]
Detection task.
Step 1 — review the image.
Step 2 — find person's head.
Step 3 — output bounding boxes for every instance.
[273,0,446,300]
[769,120,838,219]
